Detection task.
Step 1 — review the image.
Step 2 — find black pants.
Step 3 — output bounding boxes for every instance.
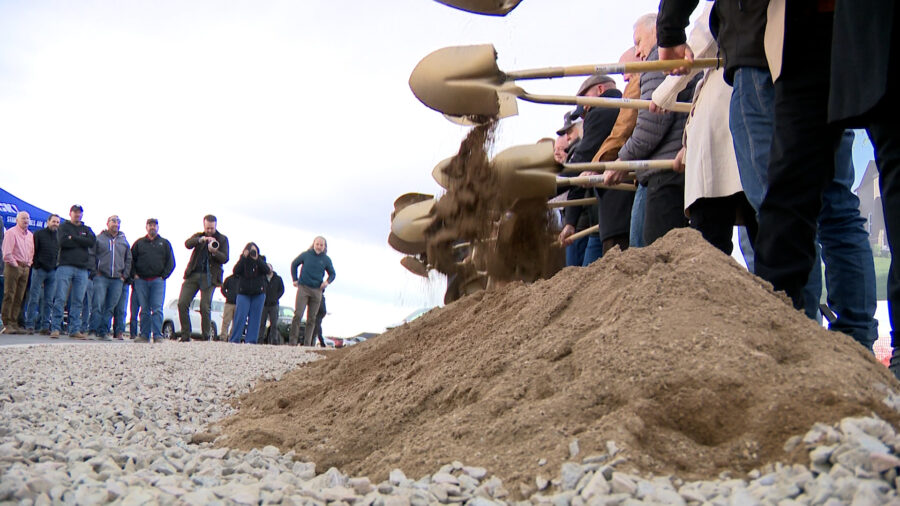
[755,7,900,349]
[643,172,688,246]
[602,235,629,255]
[688,193,758,256]
[259,305,279,345]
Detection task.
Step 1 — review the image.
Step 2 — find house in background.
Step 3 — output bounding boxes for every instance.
[856,160,888,253]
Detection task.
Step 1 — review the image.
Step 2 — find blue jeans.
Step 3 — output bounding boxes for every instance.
[91,277,123,337]
[230,293,265,344]
[565,235,588,267]
[51,266,89,333]
[629,185,647,248]
[113,283,129,335]
[134,278,165,338]
[818,131,878,349]
[24,268,56,331]
[582,235,603,266]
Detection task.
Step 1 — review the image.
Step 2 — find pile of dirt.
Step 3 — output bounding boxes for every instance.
[219,228,899,490]
[424,123,561,284]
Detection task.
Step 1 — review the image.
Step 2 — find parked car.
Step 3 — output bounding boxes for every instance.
[386,307,435,330]
[161,298,225,340]
[276,305,306,342]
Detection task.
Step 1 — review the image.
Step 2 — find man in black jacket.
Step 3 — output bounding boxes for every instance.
[24,214,60,334]
[566,73,636,254]
[258,264,285,345]
[49,205,95,338]
[177,214,229,341]
[131,218,176,342]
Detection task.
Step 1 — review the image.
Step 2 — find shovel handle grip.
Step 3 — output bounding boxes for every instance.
[553,224,600,248]
[547,197,598,209]
[560,160,675,175]
[557,175,637,191]
[518,92,692,113]
[507,58,721,80]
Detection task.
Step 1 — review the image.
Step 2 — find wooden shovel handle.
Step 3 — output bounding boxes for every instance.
[547,197,598,209]
[557,175,637,191]
[553,224,600,248]
[507,58,721,80]
[518,92,692,113]
[560,160,675,175]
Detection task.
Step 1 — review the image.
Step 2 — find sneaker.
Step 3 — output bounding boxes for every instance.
[49,330,60,338]
[114,333,124,340]
[134,337,149,343]
[98,335,112,341]
[7,325,24,335]
[70,332,87,340]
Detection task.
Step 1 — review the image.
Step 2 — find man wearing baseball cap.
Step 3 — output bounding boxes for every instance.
[131,218,176,342]
[50,205,96,338]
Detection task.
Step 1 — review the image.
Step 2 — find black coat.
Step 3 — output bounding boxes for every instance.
[564,89,623,233]
[221,275,238,305]
[232,255,270,296]
[32,227,59,271]
[183,231,229,286]
[829,1,897,126]
[57,220,96,270]
[264,273,285,307]
[131,235,176,279]
[657,0,770,85]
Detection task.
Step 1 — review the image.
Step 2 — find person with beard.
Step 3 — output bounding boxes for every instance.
[555,110,596,266]
[561,73,633,255]
[177,214,229,341]
[24,213,60,334]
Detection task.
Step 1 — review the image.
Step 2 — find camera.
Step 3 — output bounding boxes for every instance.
[250,250,258,259]
[210,240,219,249]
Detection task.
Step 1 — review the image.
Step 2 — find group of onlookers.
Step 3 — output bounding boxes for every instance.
[1,208,336,347]
[554,1,899,377]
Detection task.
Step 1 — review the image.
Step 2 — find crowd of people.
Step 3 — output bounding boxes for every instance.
[0,208,336,346]
[551,2,898,377]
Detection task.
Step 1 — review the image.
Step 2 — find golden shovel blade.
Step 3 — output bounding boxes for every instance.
[409,44,519,118]
[400,256,429,277]
[388,232,426,255]
[432,157,452,189]
[393,192,434,219]
[492,142,560,201]
[391,198,437,243]
[433,0,523,15]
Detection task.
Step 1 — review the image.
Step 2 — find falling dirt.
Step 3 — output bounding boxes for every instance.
[219,228,900,491]
[423,121,562,285]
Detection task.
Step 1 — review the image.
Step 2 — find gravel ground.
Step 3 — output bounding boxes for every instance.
[3,342,900,505]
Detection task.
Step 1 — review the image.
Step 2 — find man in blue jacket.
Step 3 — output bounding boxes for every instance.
[289,236,335,346]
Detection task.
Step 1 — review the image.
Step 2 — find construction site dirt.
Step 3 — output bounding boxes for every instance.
[218,228,900,491]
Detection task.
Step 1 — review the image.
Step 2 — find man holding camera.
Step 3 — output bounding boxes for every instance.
[177,214,229,342]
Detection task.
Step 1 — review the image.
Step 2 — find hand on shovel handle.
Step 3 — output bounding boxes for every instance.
[547,197,598,209]
[561,159,676,175]
[553,225,599,248]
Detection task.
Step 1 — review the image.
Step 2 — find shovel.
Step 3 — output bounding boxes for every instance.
[388,232,426,255]
[409,44,717,119]
[400,256,429,277]
[433,0,522,15]
[391,198,437,243]
[495,142,674,176]
[393,192,435,220]
[432,157,452,189]
[553,224,599,247]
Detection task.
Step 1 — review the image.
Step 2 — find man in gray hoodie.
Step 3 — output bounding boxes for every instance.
[90,215,132,340]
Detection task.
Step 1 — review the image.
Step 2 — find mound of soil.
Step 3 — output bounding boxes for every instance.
[219,228,898,489]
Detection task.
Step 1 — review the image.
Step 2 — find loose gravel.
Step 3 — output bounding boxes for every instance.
[3,342,900,505]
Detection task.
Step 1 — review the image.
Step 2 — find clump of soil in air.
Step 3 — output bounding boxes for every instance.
[219,228,899,491]
[424,121,561,285]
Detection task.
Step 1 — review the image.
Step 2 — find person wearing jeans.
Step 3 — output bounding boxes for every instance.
[131,218,176,342]
[290,236,336,346]
[24,214,60,333]
[229,242,269,344]
[90,216,131,340]
[50,205,95,338]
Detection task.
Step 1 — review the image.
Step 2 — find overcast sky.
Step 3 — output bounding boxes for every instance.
[2,0,702,337]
